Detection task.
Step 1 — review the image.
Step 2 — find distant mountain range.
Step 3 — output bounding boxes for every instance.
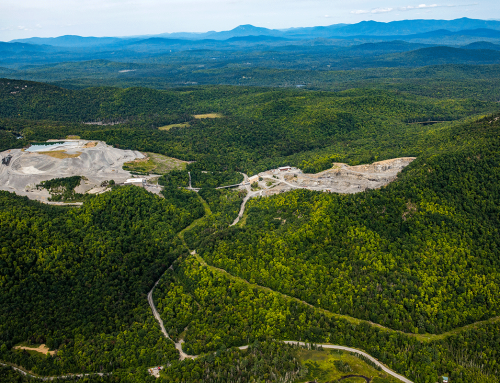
[3,17,500,71]
[10,18,500,47]
[464,41,500,50]
[9,35,124,48]
[329,28,500,41]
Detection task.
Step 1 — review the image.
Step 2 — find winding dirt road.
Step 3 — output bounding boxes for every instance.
[0,361,109,381]
[230,190,255,226]
[145,253,413,382]
[147,267,197,361]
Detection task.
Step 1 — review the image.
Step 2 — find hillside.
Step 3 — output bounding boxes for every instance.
[1,79,497,173]
[0,73,499,383]
[192,115,500,333]
[465,41,500,50]
[0,187,204,376]
[3,20,500,72]
[390,46,500,65]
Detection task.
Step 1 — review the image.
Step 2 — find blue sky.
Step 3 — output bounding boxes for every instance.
[1,0,498,41]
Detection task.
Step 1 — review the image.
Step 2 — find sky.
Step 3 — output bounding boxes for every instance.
[1,0,499,41]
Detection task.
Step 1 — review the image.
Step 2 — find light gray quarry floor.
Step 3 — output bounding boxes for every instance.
[0,140,145,202]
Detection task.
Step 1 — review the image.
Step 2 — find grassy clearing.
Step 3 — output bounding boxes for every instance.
[196,193,212,216]
[158,114,221,131]
[193,113,223,119]
[296,349,399,383]
[66,135,80,139]
[158,122,190,130]
[148,176,160,185]
[39,150,81,159]
[178,213,210,245]
[123,152,187,175]
[236,210,249,227]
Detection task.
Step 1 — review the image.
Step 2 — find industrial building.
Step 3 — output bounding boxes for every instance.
[124,178,146,187]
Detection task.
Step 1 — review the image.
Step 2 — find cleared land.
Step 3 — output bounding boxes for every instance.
[0,140,144,202]
[13,344,56,356]
[297,348,399,383]
[39,150,82,159]
[158,114,221,131]
[123,152,188,174]
[230,158,416,226]
[193,113,222,119]
[83,141,98,148]
[257,158,416,196]
[158,122,190,131]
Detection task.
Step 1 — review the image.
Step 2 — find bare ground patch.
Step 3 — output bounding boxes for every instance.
[1,141,144,202]
[83,141,98,148]
[39,150,82,159]
[14,344,56,356]
[193,113,222,119]
[158,123,190,131]
[123,152,188,174]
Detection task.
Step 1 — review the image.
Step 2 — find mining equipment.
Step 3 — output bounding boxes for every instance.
[1,154,12,166]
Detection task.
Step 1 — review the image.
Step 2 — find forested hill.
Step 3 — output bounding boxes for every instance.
[0,186,203,377]
[1,78,498,174]
[1,73,500,383]
[191,114,500,334]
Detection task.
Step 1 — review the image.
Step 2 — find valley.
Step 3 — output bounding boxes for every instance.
[1,81,498,383]
[1,16,500,383]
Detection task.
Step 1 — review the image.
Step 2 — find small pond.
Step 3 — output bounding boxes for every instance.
[25,142,75,152]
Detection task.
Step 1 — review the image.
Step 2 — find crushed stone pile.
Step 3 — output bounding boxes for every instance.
[0,140,144,202]
[259,157,416,196]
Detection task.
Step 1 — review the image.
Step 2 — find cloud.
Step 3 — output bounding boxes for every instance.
[351,3,468,15]
[400,4,439,11]
[16,25,37,31]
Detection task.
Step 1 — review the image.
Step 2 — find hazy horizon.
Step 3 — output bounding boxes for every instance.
[2,0,499,42]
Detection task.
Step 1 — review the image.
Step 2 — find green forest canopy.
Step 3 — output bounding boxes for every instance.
[0,77,500,383]
[1,78,498,173]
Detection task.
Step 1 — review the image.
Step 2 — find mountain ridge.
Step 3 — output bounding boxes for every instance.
[10,18,500,46]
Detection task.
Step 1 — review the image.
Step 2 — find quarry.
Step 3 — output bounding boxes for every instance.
[254,157,417,196]
[0,137,416,206]
[230,157,416,225]
[0,140,145,202]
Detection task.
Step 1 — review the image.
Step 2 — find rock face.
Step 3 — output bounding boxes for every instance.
[259,157,416,196]
[0,140,144,202]
[296,157,416,193]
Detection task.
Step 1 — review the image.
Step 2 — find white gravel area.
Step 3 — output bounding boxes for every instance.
[0,140,145,202]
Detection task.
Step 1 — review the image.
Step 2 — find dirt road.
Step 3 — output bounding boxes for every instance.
[145,249,413,382]
[0,361,109,381]
[147,267,197,361]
